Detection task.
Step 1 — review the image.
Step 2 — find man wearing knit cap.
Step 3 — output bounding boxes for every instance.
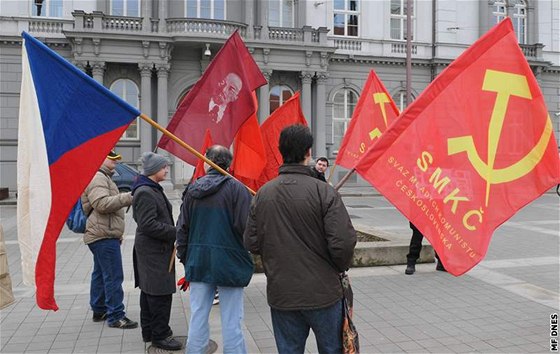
[176,145,253,353]
[131,152,182,351]
[81,150,138,329]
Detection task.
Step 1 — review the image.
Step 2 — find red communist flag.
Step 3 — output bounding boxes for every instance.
[336,70,400,169]
[354,18,560,276]
[231,92,266,181]
[190,129,213,183]
[258,92,307,185]
[158,31,267,165]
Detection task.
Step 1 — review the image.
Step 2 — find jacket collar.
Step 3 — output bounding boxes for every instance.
[279,163,314,176]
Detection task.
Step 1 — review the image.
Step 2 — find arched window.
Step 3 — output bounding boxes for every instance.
[110,79,139,140]
[391,89,414,112]
[269,85,294,114]
[269,0,295,27]
[110,0,140,16]
[493,0,507,24]
[332,88,358,151]
[186,0,226,20]
[32,0,63,17]
[512,0,527,44]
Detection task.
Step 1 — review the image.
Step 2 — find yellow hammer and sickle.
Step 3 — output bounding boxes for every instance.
[369,92,391,140]
[448,69,553,206]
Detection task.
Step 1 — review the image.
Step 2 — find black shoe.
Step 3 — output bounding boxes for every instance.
[142,336,151,343]
[108,316,138,329]
[436,262,447,272]
[152,336,183,351]
[92,312,106,322]
[405,264,415,275]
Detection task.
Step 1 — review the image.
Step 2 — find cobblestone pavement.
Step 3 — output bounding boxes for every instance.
[0,189,558,353]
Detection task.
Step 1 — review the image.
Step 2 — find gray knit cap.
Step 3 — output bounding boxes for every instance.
[141,152,168,176]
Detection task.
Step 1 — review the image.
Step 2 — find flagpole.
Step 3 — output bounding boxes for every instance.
[334,168,355,191]
[139,113,256,196]
[327,163,337,184]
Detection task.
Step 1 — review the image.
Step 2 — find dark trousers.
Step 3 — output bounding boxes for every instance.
[140,291,172,341]
[271,299,343,354]
[407,223,440,264]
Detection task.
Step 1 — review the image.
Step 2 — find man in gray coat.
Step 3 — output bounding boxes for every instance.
[132,152,182,351]
[244,125,357,354]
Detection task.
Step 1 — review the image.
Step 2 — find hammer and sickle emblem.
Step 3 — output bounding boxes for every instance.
[369,93,391,140]
[448,70,553,206]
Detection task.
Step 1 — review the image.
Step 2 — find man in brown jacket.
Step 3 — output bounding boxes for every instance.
[82,150,137,329]
[244,125,356,354]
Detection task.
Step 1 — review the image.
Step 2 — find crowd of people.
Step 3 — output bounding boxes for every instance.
[80,124,442,353]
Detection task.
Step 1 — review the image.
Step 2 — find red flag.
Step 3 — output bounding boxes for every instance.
[259,92,307,185]
[190,129,213,183]
[231,92,266,181]
[355,18,560,276]
[336,70,400,169]
[158,31,267,165]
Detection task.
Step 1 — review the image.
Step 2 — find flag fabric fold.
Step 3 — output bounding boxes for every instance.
[258,92,307,185]
[158,31,267,165]
[231,92,266,182]
[190,129,214,183]
[354,18,560,276]
[336,70,400,169]
[17,32,140,310]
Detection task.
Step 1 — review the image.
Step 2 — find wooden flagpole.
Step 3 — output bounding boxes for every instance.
[334,168,356,191]
[138,113,256,273]
[326,163,337,184]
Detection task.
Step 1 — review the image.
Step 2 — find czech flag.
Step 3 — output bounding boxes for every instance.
[17,32,140,310]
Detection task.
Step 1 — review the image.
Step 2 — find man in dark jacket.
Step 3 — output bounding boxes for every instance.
[176,145,253,354]
[244,125,357,354]
[311,156,329,182]
[132,152,181,351]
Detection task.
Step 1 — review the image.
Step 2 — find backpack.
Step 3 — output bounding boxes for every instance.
[66,199,90,233]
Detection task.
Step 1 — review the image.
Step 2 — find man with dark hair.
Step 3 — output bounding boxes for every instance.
[312,156,329,182]
[244,124,357,353]
[176,145,253,353]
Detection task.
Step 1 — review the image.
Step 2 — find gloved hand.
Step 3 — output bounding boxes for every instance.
[177,277,190,291]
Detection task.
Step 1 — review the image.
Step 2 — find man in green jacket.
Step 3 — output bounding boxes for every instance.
[244,125,357,354]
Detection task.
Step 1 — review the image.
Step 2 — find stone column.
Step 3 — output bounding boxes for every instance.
[244,0,254,39]
[258,70,272,123]
[91,61,105,84]
[139,63,153,153]
[314,72,328,158]
[158,0,167,32]
[300,71,313,125]
[156,63,174,190]
[141,0,151,32]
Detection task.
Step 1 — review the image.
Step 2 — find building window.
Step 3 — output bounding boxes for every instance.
[492,0,507,24]
[512,0,527,44]
[32,0,63,17]
[390,0,414,40]
[269,85,294,114]
[269,0,295,27]
[186,0,226,20]
[332,88,358,151]
[333,0,359,37]
[110,0,140,17]
[392,89,415,112]
[111,79,140,140]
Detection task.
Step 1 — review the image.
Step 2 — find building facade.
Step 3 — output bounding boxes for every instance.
[1,0,558,189]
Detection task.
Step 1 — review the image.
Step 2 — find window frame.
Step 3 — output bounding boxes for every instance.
[269,85,294,115]
[392,89,415,112]
[110,79,140,141]
[268,0,295,27]
[31,0,63,18]
[185,0,227,20]
[390,0,415,41]
[492,0,507,24]
[512,0,527,44]
[333,0,360,37]
[331,87,358,152]
[109,0,141,17]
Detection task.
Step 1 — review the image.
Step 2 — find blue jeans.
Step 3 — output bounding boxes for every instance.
[271,299,343,354]
[88,238,125,325]
[186,282,247,354]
